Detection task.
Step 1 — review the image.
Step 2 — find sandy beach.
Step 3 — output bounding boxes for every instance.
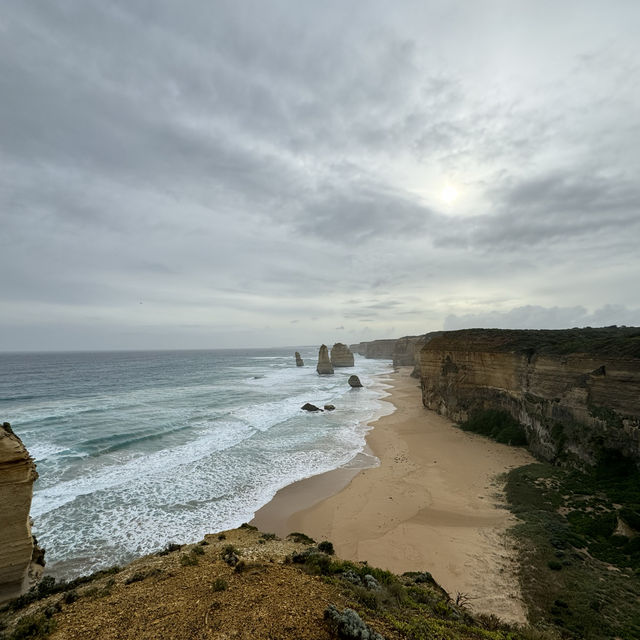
[253,367,534,623]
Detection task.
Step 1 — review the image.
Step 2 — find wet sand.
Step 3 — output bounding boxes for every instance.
[252,367,533,623]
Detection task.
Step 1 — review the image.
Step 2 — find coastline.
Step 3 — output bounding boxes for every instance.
[252,366,534,624]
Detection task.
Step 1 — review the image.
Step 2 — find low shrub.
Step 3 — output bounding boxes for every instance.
[191,545,205,556]
[318,541,335,555]
[323,604,385,640]
[180,553,198,567]
[211,577,228,592]
[459,409,527,446]
[287,532,315,545]
[157,542,183,556]
[6,614,55,640]
[221,545,240,567]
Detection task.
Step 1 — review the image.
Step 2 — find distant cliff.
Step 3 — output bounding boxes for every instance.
[0,422,44,603]
[350,339,397,360]
[419,328,640,467]
[351,334,441,377]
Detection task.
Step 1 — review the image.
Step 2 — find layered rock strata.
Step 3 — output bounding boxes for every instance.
[392,332,442,377]
[316,345,334,375]
[420,328,640,466]
[330,343,354,367]
[295,352,304,367]
[350,339,396,359]
[0,422,44,603]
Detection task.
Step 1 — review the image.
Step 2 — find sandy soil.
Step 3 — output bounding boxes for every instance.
[253,367,534,624]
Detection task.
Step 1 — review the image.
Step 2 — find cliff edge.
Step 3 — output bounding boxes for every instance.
[420,327,640,466]
[0,422,44,604]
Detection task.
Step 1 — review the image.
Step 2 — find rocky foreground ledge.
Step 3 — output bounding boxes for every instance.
[0,525,550,640]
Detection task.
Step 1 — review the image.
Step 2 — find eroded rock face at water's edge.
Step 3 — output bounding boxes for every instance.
[0,422,45,603]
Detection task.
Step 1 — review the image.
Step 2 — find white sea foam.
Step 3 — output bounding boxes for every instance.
[3,349,394,578]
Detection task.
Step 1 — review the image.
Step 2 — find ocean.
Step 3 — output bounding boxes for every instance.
[0,347,393,579]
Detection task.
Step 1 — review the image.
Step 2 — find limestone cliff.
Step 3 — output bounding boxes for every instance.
[316,345,334,375]
[349,339,398,360]
[420,328,640,466]
[392,332,442,377]
[330,343,354,367]
[0,422,44,603]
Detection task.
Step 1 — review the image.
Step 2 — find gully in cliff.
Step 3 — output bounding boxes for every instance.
[0,422,45,604]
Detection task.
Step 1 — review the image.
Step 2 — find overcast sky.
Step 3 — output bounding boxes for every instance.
[2,1,639,350]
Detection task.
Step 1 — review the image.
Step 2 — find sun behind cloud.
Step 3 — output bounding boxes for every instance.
[441,184,459,204]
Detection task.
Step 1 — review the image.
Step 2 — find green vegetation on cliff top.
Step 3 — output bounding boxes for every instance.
[432,326,640,358]
[505,456,640,640]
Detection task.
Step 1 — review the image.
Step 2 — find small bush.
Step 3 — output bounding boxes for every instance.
[221,545,240,566]
[259,532,278,541]
[157,542,183,556]
[62,590,77,605]
[217,533,226,541]
[191,545,205,556]
[318,541,335,555]
[234,560,247,574]
[287,532,316,545]
[459,409,527,446]
[324,605,385,640]
[547,560,562,571]
[7,614,55,640]
[125,568,162,584]
[240,523,257,531]
[211,577,228,592]
[180,553,198,566]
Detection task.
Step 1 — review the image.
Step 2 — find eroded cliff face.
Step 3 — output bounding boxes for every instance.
[349,339,396,360]
[0,422,44,603]
[420,329,640,466]
[392,332,442,377]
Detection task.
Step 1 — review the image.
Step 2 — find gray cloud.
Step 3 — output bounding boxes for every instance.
[1,0,639,349]
[445,305,640,332]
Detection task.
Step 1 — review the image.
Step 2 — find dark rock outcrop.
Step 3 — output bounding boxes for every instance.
[301,403,322,412]
[0,422,44,603]
[330,343,354,367]
[419,328,640,467]
[295,352,304,367]
[324,404,336,411]
[316,345,334,375]
[348,375,363,388]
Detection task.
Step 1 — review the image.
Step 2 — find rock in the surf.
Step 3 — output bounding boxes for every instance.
[348,375,363,388]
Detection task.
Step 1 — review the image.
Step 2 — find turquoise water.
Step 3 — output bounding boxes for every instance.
[0,348,393,578]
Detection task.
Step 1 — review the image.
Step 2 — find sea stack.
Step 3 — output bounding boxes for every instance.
[0,422,44,603]
[316,345,334,375]
[295,351,304,367]
[330,343,355,367]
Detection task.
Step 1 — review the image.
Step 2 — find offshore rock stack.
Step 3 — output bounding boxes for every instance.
[295,352,304,367]
[316,345,334,375]
[330,343,354,367]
